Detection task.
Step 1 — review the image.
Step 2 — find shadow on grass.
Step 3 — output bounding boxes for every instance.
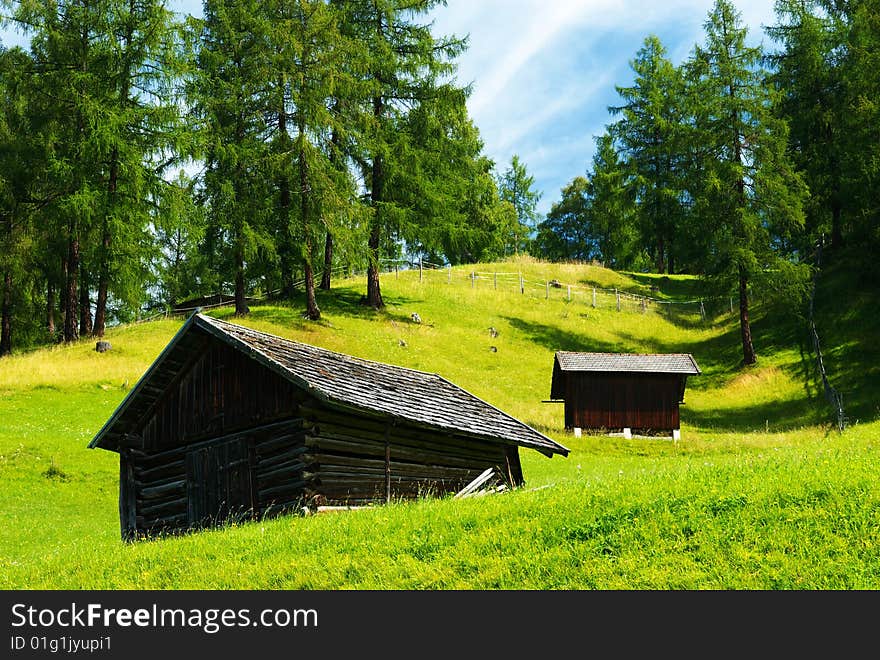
[240,286,419,327]
[627,273,706,300]
[501,316,634,354]
[682,395,826,433]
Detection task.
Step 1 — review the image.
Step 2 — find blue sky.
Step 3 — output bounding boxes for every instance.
[1,0,780,215]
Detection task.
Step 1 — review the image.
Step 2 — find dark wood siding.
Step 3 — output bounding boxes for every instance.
[128,418,309,538]
[140,339,302,451]
[185,438,254,529]
[122,334,530,540]
[300,403,518,506]
[563,372,684,432]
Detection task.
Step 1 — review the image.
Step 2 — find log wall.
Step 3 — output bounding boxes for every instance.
[119,334,527,540]
[121,418,312,540]
[300,403,522,506]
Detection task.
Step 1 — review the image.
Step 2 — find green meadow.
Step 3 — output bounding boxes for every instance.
[1,257,878,589]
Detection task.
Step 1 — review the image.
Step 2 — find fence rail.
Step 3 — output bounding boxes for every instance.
[138,260,736,325]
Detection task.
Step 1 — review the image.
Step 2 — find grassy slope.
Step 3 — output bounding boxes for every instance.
[0,257,877,589]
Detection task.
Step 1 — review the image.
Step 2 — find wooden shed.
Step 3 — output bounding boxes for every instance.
[549,352,701,438]
[89,313,569,541]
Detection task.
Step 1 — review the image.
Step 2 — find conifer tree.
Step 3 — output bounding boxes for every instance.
[338,0,465,309]
[610,35,688,273]
[497,155,541,256]
[767,0,844,252]
[189,0,273,317]
[268,0,360,321]
[688,0,808,365]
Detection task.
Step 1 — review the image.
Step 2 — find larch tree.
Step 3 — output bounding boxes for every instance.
[534,176,594,262]
[687,0,809,366]
[497,154,541,256]
[588,132,640,269]
[91,0,186,337]
[610,35,689,274]
[268,0,360,320]
[339,0,466,309]
[189,0,273,317]
[767,0,845,253]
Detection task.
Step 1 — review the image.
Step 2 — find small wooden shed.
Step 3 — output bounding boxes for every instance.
[549,352,701,437]
[89,313,569,540]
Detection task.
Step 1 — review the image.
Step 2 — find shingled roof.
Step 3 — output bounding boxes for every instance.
[555,352,701,374]
[551,352,700,401]
[90,314,568,457]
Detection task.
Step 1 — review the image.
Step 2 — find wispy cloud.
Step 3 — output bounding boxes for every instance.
[433,0,780,213]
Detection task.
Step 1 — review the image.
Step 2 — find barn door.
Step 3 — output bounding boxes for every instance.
[186,438,255,529]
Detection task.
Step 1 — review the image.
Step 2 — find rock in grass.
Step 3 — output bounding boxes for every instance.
[95,341,112,353]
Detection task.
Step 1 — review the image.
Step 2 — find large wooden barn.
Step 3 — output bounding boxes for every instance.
[549,352,701,438]
[89,313,569,541]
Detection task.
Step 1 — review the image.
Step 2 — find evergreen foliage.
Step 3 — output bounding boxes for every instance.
[0,0,877,371]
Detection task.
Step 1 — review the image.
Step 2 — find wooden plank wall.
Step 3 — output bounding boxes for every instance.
[564,373,683,431]
[140,339,303,451]
[124,418,310,539]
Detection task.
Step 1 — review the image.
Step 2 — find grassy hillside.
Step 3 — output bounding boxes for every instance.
[1,257,878,589]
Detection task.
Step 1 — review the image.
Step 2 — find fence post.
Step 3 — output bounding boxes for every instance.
[471,271,475,288]
[592,288,596,308]
[700,300,706,321]
[616,288,620,312]
[730,297,734,314]
[641,296,646,313]
[520,273,524,295]
[419,257,422,282]
[567,285,571,302]
[395,262,398,278]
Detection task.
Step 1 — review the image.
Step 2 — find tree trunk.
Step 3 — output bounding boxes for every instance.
[234,240,248,317]
[656,235,665,274]
[300,140,320,321]
[59,256,68,329]
[739,268,756,366]
[63,232,79,343]
[47,281,56,337]
[304,260,320,320]
[321,111,342,293]
[94,210,112,337]
[0,270,11,357]
[277,82,295,300]
[367,223,383,309]
[79,263,92,337]
[320,232,333,291]
[367,95,385,309]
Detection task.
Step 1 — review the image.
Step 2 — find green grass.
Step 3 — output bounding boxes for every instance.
[1,257,877,589]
